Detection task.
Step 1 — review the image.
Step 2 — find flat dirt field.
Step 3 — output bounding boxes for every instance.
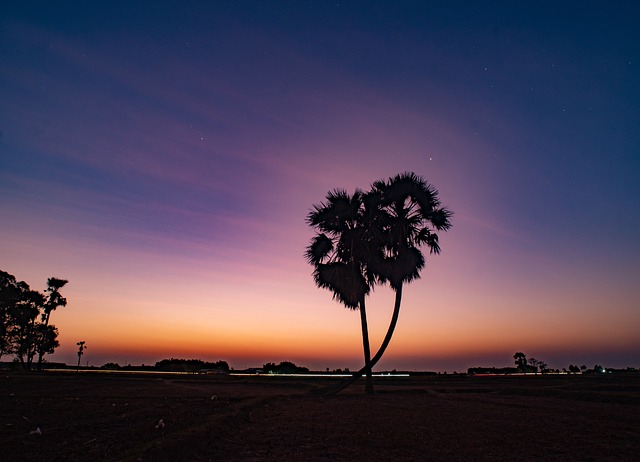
[1,371,639,461]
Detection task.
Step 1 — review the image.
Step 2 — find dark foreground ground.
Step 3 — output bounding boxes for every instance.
[1,371,639,461]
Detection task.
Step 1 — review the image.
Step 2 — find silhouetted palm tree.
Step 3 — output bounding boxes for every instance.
[306,189,379,393]
[316,173,452,393]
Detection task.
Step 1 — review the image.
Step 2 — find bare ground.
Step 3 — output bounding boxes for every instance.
[1,371,638,461]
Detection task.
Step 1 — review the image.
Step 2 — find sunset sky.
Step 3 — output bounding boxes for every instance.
[1,1,639,372]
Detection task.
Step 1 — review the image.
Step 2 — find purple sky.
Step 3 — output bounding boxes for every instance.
[1,1,639,371]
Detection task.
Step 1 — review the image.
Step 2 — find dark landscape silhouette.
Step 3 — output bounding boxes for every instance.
[1,367,638,461]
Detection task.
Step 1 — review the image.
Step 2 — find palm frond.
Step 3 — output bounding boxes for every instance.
[307,188,365,234]
[305,233,333,265]
[428,207,453,231]
[313,263,368,310]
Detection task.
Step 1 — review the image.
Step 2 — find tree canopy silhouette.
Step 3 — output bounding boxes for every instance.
[37,277,68,370]
[306,172,452,393]
[1,270,68,369]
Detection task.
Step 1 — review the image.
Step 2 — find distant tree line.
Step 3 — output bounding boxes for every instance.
[94,357,636,376]
[1,270,68,370]
[467,367,520,375]
[467,353,632,375]
[263,361,309,374]
[154,358,229,372]
[99,358,230,373]
[512,352,544,373]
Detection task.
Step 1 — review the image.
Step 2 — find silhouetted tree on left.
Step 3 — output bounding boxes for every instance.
[0,270,67,369]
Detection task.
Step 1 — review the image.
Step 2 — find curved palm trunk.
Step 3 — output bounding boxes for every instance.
[316,284,403,395]
[370,283,402,368]
[359,299,374,394]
